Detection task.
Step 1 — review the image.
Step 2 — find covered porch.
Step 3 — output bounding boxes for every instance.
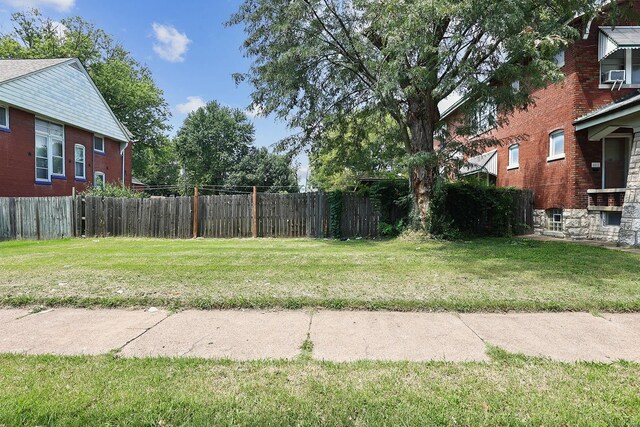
[574,92,640,245]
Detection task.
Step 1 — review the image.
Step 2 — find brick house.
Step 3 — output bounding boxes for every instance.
[0,58,133,197]
[445,3,640,245]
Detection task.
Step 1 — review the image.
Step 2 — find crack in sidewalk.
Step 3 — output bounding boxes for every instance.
[114,312,173,355]
[456,313,487,345]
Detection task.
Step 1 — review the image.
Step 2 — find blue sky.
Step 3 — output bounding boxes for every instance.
[0,0,309,179]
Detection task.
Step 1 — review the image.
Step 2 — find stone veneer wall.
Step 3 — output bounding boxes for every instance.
[533,208,620,242]
[619,132,640,246]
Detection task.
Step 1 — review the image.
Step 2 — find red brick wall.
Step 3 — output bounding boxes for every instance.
[448,5,640,211]
[0,106,132,197]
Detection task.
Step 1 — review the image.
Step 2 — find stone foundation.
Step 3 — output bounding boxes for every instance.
[620,132,640,246]
[533,208,620,242]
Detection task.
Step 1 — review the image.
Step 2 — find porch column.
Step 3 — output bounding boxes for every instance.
[619,131,640,246]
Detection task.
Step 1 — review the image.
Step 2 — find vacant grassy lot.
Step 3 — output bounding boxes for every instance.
[0,349,638,426]
[1,237,639,311]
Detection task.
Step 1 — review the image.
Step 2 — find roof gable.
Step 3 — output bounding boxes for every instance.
[0,59,130,142]
[0,58,71,83]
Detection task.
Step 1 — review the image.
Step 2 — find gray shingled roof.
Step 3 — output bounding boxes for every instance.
[0,58,73,83]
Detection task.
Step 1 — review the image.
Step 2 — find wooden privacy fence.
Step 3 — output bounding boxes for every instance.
[0,197,74,240]
[510,190,535,234]
[86,192,379,239]
[81,196,193,239]
[0,192,382,241]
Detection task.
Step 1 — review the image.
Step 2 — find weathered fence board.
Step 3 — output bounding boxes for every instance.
[511,190,535,235]
[1,191,396,241]
[0,197,73,241]
[82,196,193,239]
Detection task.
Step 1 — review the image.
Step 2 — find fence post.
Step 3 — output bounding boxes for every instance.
[193,186,199,239]
[253,186,258,238]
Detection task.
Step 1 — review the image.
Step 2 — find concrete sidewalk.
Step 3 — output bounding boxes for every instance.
[1,308,639,362]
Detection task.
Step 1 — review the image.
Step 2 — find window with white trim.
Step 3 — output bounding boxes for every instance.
[34,119,65,182]
[546,208,563,232]
[549,130,565,160]
[554,49,565,68]
[601,50,626,84]
[471,101,496,135]
[74,144,86,179]
[0,106,8,129]
[94,135,105,153]
[508,144,519,169]
[600,50,640,85]
[94,171,105,189]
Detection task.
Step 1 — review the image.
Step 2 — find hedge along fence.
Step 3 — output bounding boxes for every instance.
[429,181,534,238]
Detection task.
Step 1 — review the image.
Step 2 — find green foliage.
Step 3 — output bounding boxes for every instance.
[357,180,411,237]
[429,181,528,239]
[80,183,146,199]
[133,140,180,196]
[0,9,171,185]
[328,191,343,239]
[174,101,254,189]
[230,0,609,221]
[308,112,406,191]
[225,147,299,193]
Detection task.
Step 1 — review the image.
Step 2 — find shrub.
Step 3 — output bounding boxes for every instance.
[429,180,529,238]
[357,180,411,237]
[81,182,147,198]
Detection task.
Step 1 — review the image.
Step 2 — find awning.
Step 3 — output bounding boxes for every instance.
[459,150,498,177]
[599,27,640,61]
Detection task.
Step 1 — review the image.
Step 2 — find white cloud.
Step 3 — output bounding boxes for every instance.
[176,96,206,115]
[51,20,67,40]
[1,0,74,11]
[152,23,191,63]
[245,104,265,119]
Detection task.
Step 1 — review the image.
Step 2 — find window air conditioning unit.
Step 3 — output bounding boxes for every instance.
[605,70,626,83]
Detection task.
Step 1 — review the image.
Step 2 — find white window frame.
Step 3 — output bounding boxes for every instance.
[34,118,65,183]
[0,105,9,130]
[94,135,105,154]
[554,49,565,68]
[94,171,106,189]
[547,208,564,232]
[548,130,565,162]
[599,49,640,87]
[507,144,519,170]
[74,144,86,180]
[471,101,497,136]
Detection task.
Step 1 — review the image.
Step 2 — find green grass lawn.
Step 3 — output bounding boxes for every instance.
[0,237,639,311]
[1,349,638,426]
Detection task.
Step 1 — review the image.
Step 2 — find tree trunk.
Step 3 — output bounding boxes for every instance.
[407,97,439,229]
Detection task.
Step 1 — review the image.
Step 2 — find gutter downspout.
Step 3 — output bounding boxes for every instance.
[120,141,129,188]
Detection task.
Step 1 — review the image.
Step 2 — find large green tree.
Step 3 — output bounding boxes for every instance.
[230,0,608,226]
[0,9,171,184]
[173,101,255,189]
[225,147,299,193]
[309,111,406,191]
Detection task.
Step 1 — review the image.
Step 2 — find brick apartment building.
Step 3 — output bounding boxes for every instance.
[446,1,640,245]
[0,58,133,197]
